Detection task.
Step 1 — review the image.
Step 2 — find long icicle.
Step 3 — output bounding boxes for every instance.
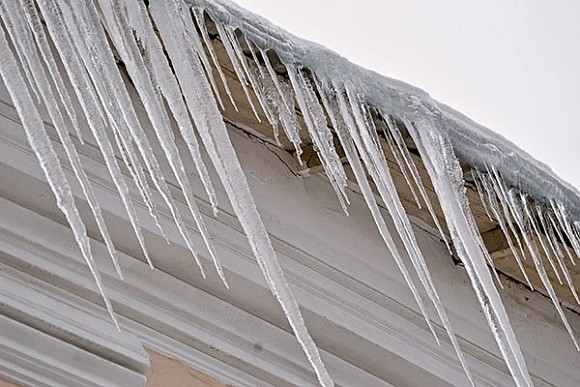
[548,211,577,266]
[513,192,579,350]
[528,201,564,286]
[0,0,125,279]
[213,17,261,120]
[407,120,534,387]
[260,49,303,159]
[379,116,423,209]
[192,6,238,111]
[315,78,441,344]
[335,84,483,386]
[179,8,226,111]
[552,199,580,264]
[97,0,228,287]
[151,1,334,385]
[225,27,274,126]
[124,0,219,215]
[389,115,452,253]
[287,67,350,214]
[536,205,580,303]
[19,0,82,143]
[35,0,157,268]
[472,169,495,222]
[0,18,119,329]
[487,166,531,266]
[55,0,208,278]
[475,170,533,289]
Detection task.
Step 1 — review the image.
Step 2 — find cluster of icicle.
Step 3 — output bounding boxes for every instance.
[472,167,580,347]
[0,1,579,386]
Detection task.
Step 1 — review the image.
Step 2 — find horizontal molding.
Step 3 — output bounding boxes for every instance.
[0,264,149,375]
[0,196,393,387]
[0,89,578,387]
[0,314,145,387]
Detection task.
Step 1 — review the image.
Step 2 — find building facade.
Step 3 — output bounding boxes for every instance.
[0,1,579,386]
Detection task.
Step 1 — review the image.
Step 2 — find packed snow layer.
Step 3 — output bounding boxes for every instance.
[0,1,579,387]
[187,0,580,220]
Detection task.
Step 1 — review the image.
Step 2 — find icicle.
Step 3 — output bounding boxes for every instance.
[315,78,441,344]
[97,0,228,287]
[260,50,303,159]
[0,19,119,329]
[122,0,220,216]
[242,36,266,85]
[53,0,214,281]
[483,171,526,258]
[361,103,382,153]
[486,167,530,266]
[261,48,291,115]
[109,100,171,247]
[213,19,261,120]
[511,192,579,350]
[197,18,276,131]
[151,2,334,386]
[256,64,282,145]
[18,0,82,143]
[526,200,564,286]
[389,116,452,253]
[475,170,533,289]
[0,2,41,103]
[110,120,169,246]
[407,120,534,387]
[287,67,350,214]
[453,177,505,289]
[551,200,580,264]
[548,211,577,266]
[543,210,568,267]
[330,82,481,385]
[0,0,126,278]
[171,2,225,111]
[447,168,504,289]
[326,86,480,387]
[217,23,289,136]
[226,28,276,126]
[241,35,280,132]
[192,7,238,111]
[537,205,580,304]
[472,169,495,222]
[34,0,156,268]
[379,116,422,208]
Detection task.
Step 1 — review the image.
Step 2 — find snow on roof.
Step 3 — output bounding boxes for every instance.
[1,2,578,387]
[188,0,580,219]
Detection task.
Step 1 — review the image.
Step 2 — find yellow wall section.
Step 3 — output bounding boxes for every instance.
[145,348,231,387]
[0,378,20,387]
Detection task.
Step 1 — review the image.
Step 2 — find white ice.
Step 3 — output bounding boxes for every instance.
[2,1,580,387]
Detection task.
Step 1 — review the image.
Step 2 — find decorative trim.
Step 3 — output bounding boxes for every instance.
[0,314,145,387]
[0,93,578,386]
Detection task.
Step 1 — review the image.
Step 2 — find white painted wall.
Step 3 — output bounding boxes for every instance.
[0,76,578,387]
